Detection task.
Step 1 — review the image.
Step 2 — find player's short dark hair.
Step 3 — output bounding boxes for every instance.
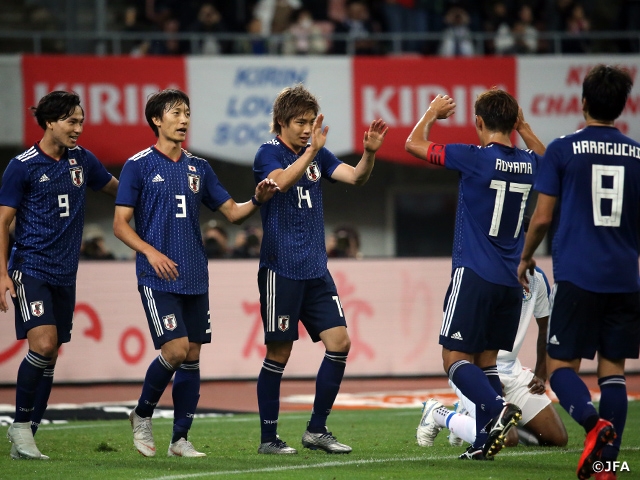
[582,64,633,122]
[474,89,519,135]
[145,89,190,137]
[271,84,319,135]
[30,91,83,130]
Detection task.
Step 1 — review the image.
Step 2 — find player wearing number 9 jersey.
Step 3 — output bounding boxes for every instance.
[406,89,546,460]
[519,64,640,480]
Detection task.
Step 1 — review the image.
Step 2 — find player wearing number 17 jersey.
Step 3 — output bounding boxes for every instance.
[406,89,546,460]
[519,64,640,480]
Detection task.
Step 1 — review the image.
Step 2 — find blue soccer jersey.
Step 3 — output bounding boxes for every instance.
[535,126,640,293]
[444,142,540,287]
[116,147,231,294]
[254,138,341,280]
[0,143,112,286]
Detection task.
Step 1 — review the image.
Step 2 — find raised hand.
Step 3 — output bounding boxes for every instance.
[311,113,329,151]
[255,177,280,204]
[429,94,456,120]
[363,119,389,153]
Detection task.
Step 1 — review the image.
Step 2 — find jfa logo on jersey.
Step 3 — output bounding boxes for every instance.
[305,162,321,182]
[163,314,177,331]
[70,167,84,187]
[278,315,290,332]
[188,173,200,193]
[522,288,532,302]
[188,165,196,172]
[68,158,77,165]
[30,301,44,317]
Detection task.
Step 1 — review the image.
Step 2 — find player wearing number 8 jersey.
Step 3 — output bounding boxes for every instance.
[406,89,545,460]
[519,65,640,480]
[253,84,387,454]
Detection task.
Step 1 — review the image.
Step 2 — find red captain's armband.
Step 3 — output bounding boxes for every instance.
[426,143,445,166]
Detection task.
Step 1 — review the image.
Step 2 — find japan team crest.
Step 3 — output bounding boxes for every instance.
[30,301,44,317]
[163,314,177,331]
[188,173,200,193]
[278,315,290,332]
[68,158,77,165]
[69,166,84,187]
[522,287,532,302]
[188,165,196,172]
[305,162,321,182]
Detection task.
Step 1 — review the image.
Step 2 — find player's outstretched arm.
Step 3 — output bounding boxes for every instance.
[331,119,388,186]
[405,94,455,161]
[0,206,16,312]
[113,205,179,281]
[217,178,279,225]
[515,107,546,156]
[518,194,557,287]
[100,176,119,197]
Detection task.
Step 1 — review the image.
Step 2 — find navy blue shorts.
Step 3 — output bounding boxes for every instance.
[547,281,640,360]
[11,270,75,343]
[439,267,521,354]
[258,268,347,343]
[138,286,211,350]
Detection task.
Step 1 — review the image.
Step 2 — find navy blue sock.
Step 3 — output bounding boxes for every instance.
[15,351,51,423]
[171,360,200,444]
[549,367,598,433]
[257,358,285,442]
[31,365,55,436]
[599,375,626,461]
[135,355,175,419]
[482,365,502,396]
[449,360,503,448]
[308,351,348,432]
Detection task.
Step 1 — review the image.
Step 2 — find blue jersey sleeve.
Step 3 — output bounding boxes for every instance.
[84,148,113,191]
[534,139,562,196]
[0,159,28,209]
[443,144,480,174]
[321,148,342,183]
[202,162,232,212]
[115,159,142,207]
[254,144,281,182]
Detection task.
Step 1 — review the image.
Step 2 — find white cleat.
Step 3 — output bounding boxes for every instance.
[129,410,156,457]
[417,399,443,447]
[7,422,48,460]
[167,438,206,457]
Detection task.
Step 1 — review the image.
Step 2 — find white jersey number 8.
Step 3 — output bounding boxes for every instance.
[592,164,624,227]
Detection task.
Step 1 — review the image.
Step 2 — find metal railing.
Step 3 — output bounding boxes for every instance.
[0,29,639,56]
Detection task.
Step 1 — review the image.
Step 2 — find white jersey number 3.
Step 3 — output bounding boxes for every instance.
[592,165,624,227]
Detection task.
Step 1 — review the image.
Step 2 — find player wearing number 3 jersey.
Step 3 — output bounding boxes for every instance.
[405,89,545,460]
[519,64,640,480]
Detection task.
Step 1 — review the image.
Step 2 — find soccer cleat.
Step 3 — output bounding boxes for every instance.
[7,422,47,460]
[129,410,156,457]
[167,438,206,457]
[257,435,298,454]
[458,445,493,460]
[577,419,616,480]
[416,399,443,447]
[302,427,352,454]
[448,401,466,447]
[482,403,522,459]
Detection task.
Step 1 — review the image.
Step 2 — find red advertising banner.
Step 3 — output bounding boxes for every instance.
[353,57,516,166]
[22,55,186,166]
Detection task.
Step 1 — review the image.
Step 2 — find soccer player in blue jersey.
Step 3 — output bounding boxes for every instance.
[114,89,278,458]
[0,91,118,460]
[253,84,387,455]
[405,89,546,460]
[519,64,640,480]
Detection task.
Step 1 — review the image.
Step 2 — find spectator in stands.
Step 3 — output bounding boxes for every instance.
[80,224,116,261]
[149,17,190,55]
[380,0,429,53]
[483,1,513,55]
[511,4,539,54]
[232,225,263,259]
[282,8,329,54]
[327,225,361,259]
[332,0,381,55]
[438,5,475,56]
[563,2,591,53]
[237,16,270,54]
[253,0,302,36]
[188,2,231,54]
[121,4,152,56]
[202,221,230,259]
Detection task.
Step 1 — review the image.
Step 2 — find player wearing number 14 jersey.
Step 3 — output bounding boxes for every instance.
[519,64,640,480]
[406,89,546,460]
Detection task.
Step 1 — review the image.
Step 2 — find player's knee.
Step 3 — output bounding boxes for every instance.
[32,340,58,358]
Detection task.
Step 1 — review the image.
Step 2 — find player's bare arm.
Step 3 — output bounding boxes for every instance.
[405,94,456,161]
[217,178,279,224]
[100,176,119,197]
[533,315,549,383]
[268,114,327,192]
[515,107,546,156]
[113,205,179,281]
[518,194,557,286]
[331,119,388,186]
[0,205,16,312]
